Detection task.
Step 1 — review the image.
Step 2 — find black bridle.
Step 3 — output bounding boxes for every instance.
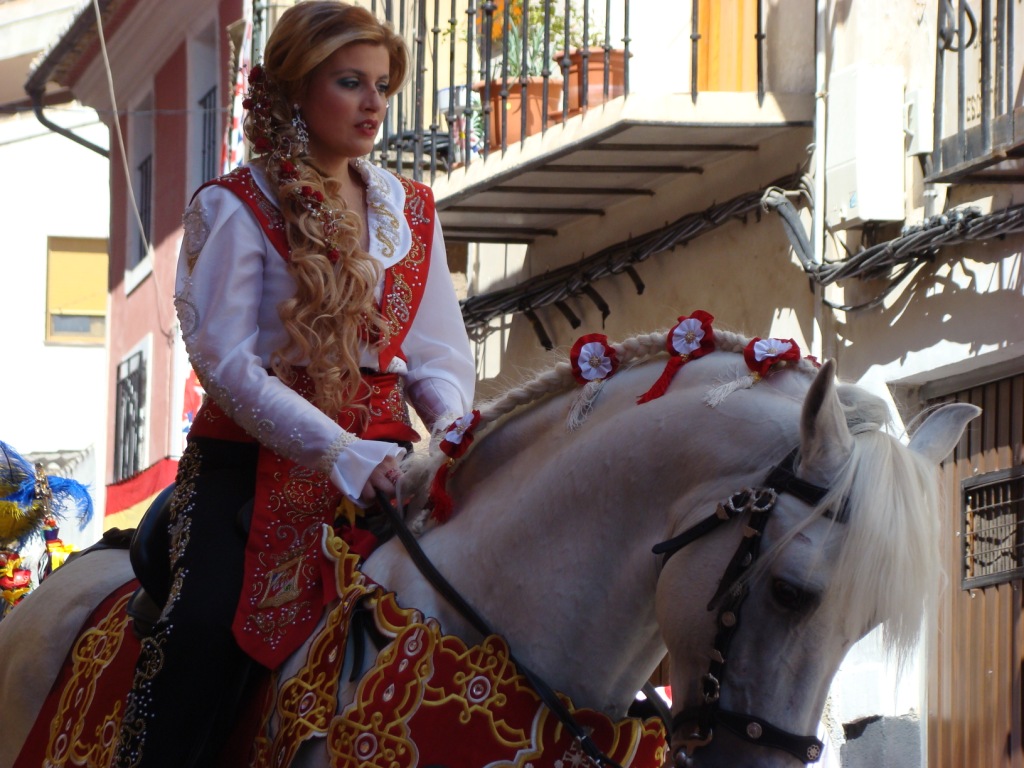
[651,448,843,765]
[373,446,839,767]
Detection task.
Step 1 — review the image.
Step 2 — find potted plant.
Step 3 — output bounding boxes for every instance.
[552,7,627,117]
[472,5,564,151]
[555,44,627,117]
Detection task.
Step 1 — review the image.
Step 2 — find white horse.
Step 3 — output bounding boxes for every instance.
[0,325,977,768]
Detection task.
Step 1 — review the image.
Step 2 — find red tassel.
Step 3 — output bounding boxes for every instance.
[427,461,455,523]
[637,355,686,404]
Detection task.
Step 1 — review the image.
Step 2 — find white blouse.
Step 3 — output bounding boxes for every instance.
[174,159,475,501]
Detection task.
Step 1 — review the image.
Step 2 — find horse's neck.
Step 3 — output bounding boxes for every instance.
[366,352,807,714]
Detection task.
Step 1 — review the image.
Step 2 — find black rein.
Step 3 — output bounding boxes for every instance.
[373,490,628,768]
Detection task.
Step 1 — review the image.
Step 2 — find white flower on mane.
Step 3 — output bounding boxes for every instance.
[444,413,475,445]
[753,338,793,360]
[577,341,614,381]
[671,317,706,355]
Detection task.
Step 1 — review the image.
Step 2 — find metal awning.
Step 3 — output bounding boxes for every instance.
[429,91,814,243]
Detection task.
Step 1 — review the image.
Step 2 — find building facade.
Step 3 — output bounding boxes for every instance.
[1,0,109,552]
[25,0,1024,765]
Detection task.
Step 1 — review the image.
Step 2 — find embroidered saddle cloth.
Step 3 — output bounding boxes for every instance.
[15,532,667,768]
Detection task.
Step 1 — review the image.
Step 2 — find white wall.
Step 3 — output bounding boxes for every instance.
[0,106,110,550]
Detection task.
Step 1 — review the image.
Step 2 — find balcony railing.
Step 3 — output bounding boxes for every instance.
[250,1,779,185]
[367,0,632,180]
[930,0,1024,182]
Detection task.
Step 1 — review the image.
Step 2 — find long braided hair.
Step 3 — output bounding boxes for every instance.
[243,2,409,420]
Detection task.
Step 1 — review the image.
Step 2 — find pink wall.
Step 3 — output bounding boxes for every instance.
[104,0,244,485]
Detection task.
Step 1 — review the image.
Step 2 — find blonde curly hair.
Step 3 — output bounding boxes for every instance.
[243,2,410,421]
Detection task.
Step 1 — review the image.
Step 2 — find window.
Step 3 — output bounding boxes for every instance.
[962,466,1024,589]
[128,91,154,278]
[695,0,758,92]
[46,237,108,344]
[135,153,153,265]
[189,22,220,191]
[114,350,147,482]
[199,85,219,182]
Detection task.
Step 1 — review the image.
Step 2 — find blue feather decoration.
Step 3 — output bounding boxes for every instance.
[0,440,93,544]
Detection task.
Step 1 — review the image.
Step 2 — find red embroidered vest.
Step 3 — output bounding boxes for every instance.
[187,166,436,668]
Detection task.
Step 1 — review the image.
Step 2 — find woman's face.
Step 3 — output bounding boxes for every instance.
[299,42,390,174]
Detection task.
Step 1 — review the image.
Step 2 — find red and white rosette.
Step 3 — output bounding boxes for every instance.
[567,334,620,430]
[570,333,619,385]
[427,410,481,522]
[636,310,716,404]
[705,335,803,407]
[743,337,801,377]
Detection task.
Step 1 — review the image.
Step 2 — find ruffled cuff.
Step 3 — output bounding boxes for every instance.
[327,438,406,501]
[406,378,470,432]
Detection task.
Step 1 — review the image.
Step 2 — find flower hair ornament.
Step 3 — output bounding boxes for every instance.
[704,335,803,407]
[242,65,277,155]
[636,310,716,404]
[566,334,620,430]
[427,410,482,523]
[243,65,348,264]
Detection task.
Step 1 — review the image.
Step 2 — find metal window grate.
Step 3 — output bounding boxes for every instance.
[962,466,1024,589]
[199,86,218,181]
[114,350,146,482]
[136,154,153,264]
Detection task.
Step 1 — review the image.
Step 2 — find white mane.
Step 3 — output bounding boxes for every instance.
[816,423,941,662]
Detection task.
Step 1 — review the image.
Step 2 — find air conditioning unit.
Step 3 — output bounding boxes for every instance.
[825,64,906,228]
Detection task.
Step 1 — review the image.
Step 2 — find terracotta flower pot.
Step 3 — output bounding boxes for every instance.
[473,76,564,151]
[555,47,626,117]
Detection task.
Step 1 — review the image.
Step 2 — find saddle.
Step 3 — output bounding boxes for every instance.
[125,485,253,637]
[123,484,175,636]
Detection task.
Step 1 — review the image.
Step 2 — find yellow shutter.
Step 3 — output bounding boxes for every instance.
[697,0,758,93]
[46,237,108,344]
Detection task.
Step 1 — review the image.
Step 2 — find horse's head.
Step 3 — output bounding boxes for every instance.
[653,358,979,767]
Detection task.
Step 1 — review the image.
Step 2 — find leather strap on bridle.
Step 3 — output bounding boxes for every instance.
[652,448,838,764]
[672,708,824,764]
[375,491,626,768]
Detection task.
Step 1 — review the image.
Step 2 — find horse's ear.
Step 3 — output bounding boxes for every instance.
[907,403,981,465]
[799,360,854,476]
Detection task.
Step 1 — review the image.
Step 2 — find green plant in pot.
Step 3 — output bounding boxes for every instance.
[474,11,564,150]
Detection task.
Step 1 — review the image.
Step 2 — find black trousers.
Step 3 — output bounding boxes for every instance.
[115,438,260,768]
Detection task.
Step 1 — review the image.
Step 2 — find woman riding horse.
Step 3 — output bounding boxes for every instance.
[114,3,475,765]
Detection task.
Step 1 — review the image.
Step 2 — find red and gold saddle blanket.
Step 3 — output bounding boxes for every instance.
[15,533,667,768]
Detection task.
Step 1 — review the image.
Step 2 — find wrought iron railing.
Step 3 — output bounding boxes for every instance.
[250,1,777,184]
[320,0,634,181]
[930,0,1023,181]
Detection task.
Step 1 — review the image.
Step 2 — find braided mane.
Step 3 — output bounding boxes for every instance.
[401,325,820,516]
[477,327,819,426]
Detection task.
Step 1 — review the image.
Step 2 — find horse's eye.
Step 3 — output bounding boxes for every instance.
[771,578,817,612]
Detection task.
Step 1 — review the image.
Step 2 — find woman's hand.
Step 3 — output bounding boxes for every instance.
[361,454,403,502]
